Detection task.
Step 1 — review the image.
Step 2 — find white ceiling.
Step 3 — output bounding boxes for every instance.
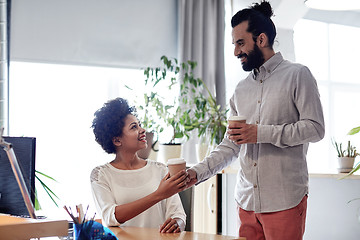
[304,8,360,28]
[232,0,360,29]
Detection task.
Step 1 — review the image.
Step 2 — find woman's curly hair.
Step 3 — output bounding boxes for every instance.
[91,98,137,154]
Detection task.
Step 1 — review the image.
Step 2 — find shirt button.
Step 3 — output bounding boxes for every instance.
[260,80,263,83]
[254,162,257,167]
[254,184,258,188]
[258,100,261,103]
[256,121,259,124]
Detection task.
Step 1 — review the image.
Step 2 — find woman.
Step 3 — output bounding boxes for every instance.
[90,97,187,233]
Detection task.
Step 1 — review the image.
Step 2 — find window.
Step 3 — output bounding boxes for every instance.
[9,62,144,218]
[294,19,360,173]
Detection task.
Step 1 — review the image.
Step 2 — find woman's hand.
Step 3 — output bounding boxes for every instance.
[159,218,183,233]
[155,170,188,199]
[112,170,188,224]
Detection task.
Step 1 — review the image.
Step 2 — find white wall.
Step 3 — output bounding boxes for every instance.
[305,176,360,240]
[222,173,360,239]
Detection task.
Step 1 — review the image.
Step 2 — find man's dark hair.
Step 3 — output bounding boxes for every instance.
[91,97,137,154]
[231,1,276,48]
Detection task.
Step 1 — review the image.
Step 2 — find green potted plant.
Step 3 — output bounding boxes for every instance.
[158,57,229,162]
[148,56,229,146]
[179,69,228,162]
[140,56,196,162]
[139,55,229,162]
[332,139,359,173]
[143,56,199,143]
[343,126,360,176]
[184,78,228,146]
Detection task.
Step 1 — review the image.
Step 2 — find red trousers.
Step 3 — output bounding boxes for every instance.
[237,195,308,240]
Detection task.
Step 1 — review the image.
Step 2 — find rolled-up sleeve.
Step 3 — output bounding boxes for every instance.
[191,137,240,184]
[90,167,119,227]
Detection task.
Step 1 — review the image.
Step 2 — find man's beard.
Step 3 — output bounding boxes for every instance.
[239,43,265,72]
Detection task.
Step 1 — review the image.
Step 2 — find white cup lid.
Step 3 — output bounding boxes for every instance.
[167,158,186,165]
[228,115,246,121]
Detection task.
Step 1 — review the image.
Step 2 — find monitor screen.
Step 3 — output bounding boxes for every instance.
[0,137,36,217]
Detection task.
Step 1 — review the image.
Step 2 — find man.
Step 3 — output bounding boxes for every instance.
[186,1,325,239]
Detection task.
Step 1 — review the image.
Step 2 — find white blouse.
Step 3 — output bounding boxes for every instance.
[90,160,186,228]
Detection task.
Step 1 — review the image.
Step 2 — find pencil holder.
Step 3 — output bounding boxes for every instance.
[73,220,117,240]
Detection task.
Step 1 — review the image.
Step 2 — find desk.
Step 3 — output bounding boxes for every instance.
[109,226,245,240]
[0,214,68,239]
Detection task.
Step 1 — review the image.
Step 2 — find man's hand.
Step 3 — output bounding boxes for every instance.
[185,169,198,189]
[227,122,257,144]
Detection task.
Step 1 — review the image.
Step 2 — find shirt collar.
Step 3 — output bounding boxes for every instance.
[252,52,284,79]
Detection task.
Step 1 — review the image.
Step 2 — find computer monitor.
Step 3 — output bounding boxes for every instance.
[0,137,36,217]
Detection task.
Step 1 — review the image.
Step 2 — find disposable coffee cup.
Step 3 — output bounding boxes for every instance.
[228,115,246,128]
[167,158,186,177]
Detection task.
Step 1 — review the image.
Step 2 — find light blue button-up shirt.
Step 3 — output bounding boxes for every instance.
[191,52,325,213]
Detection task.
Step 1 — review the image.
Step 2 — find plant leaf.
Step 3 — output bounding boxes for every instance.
[35,171,60,208]
[35,170,58,182]
[348,126,360,135]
